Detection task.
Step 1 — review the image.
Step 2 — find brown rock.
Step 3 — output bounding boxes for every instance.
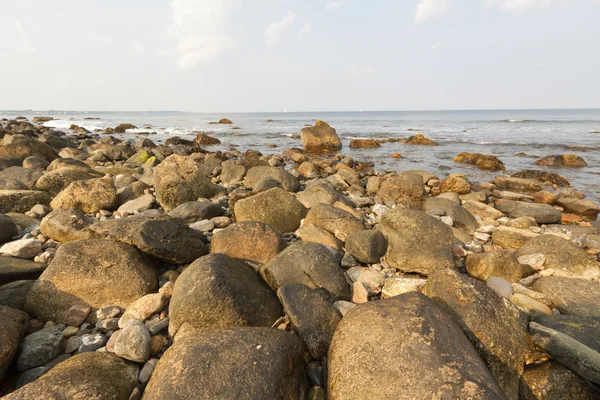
[349,139,381,149]
[454,152,505,171]
[439,174,471,195]
[405,134,438,146]
[535,154,587,168]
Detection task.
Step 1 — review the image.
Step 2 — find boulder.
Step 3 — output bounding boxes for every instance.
[243,166,300,192]
[439,174,471,195]
[144,328,308,399]
[114,123,137,133]
[377,173,425,207]
[533,277,600,317]
[277,284,342,359]
[210,221,285,265]
[520,361,596,400]
[0,256,46,285]
[328,292,506,399]
[494,176,541,192]
[501,201,562,224]
[167,200,224,223]
[462,200,505,220]
[297,180,350,209]
[39,208,95,242]
[218,118,233,124]
[557,197,600,218]
[378,208,455,275]
[512,169,570,187]
[424,197,478,234]
[514,235,600,280]
[532,314,600,352]
[0,135,59,161]
[535,154,587,167]
[349,139,381,148]
[50,177,117,213]
[466,251,534,283]
[345,230,387,264]
[168,254,282,339]
[219,160,247,184]
[0,280,33,310]
[24,239,157,323]
[0,238,42,259]
[2,352,139,400]
[234,188,307,233]
[195,133,221,145]
[0,305,28,382]
[0,190,51,213]
[260,242,349,300]
[304,204,364,241]
[454,152,505,171]
[154,154,225,212]
[301,125,342,153]
[424,269,534,399]
[34,168,100,196]
[405,134,438,145]
[0,213,18,244]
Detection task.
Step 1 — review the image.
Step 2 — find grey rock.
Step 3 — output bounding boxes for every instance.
[17,326,63,371]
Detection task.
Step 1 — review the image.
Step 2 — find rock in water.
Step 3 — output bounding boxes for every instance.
[301,125,342,153]
[535,154,587,168]
[210,221,285,265]
[327,292,506,399]
[424,269,534,399]
[144,328,308,399]
[260,242,349,300]
[24,239,157,323]
[2,352,139,400]
[277,284,342,359]
[154,154,225,212]
[234,187,307,233]
[454,152,505,171]
[168,254,282,339]
[378,208,455,275]
[0,305,28,382]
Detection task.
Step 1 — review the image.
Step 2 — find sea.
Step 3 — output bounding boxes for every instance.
[2,109,599,200]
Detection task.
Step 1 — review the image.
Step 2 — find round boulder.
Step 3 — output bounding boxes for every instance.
[50,177,117,214]
[210,221,285,265]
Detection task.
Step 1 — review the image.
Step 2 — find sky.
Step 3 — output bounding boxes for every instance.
[1,0,599,112]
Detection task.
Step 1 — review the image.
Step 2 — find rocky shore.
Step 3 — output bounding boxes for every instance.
[0,116,599,399]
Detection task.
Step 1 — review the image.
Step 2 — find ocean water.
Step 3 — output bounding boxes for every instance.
[2,109,600,200]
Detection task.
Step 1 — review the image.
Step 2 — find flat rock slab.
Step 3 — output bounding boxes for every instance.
[0,256,46,285]
[520,361,596,400]
[533,277,600,317]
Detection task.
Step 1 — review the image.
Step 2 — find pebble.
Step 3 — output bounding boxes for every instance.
[440,216,453,227]
[114,319,152,363]
[62,326,79,338]
[341,253,359,268]
[96,306,122,320]
[139,358,159,385]
[352,282,369,303]
[78,333,107,353]
[148,318,169,335]
[63,304,91,326]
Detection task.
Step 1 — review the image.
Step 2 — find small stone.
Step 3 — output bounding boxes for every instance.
[78,333,107,353]
[119,293,168,328]
[381,276,426,298]
[16,367,49,389]
[352,282,369,303]
[150,335,164,355]
[17,327,63,371]
[96,306,121,320]
[189,219,215,232]
[62,326,79,338]
[148,318,169,336]
[486,276,513,299]
[64,336,80,353]
[440,216,453,226]
[158,281,174,297]
[97,318,120,332]
[139,358,159,385]
[474,232,491,242]
[517,253,546,271]
[0,238,42,258]
[114,319,151,363]
[63,304,91,326]
[510,294,553,316]
[341,253,359,268]
[129,387,142,400]
[333,300,356,316]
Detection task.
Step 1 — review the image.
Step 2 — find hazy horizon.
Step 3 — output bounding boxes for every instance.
[2,1,599,112]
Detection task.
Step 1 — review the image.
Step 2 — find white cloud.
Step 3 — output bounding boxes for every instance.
[299,20,312,39]
[429,41,445,50]
[169,0,236,69]
[348,66,375,79]
[265,11,295,48]
[415,0,452,22]
[130,41,145,57]
[326,1,343,11]
[14,20,34,53]
[487,0,571,12]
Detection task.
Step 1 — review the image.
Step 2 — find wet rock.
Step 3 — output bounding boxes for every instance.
[328,292,506,399]
[439,174,471,194]
[533,277,600,316]
[234,187,307,233]
[345,230,387,264]
[2,352,139,400]
[405,134,438,146]
[144,328,308,399]
[154,154,225,212]
[24,239,157,323]
[301,124,342,153]
[210,221,285,265]
[304,204,364,242]
[260,242,349,300]
[349,139,381,148]
[466,250,534,283]
[0,305,28,382]
[424,269,534,399]
[535,154,587,168]
[50,177,117,213]
[169,254,282,339]
[514,235,600,280]
[512,169,570,187]
[277,284,342,359]
[520,361,596,400]
[0,280,33,310]
[454,152,505,171]
[39,208,94,242]
[378,208,455,275]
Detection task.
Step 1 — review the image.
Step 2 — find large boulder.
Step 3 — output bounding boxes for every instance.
[260,242,349,300]
[328,292,506,399]
[87,216,208,264]
[2,352,138,400]
[243,166,300,192]
[424,269,534,399]
[557,197,600,218]
[0,190,51,213]
[0,256,46,285]
[378,208,455,275]
[234,188,307,233]
[210,221,285,265]
[50,177,117,213]
[520,361,596,400]
[0,305,28,383]
[34,168,101,196]
[304,204,364,241]
[168,254,282,339]
[497,200,562,224]
[533,277,600,317]
[405,134,438,146]
[39,208,95,242]
[24,239,157,323]
[301,125,342,153]
[0,213,18,244]
[144,328,308,399]
[454,152,505,171]
[377,173,425,208]
[466,250,533,283]
[0,135,59,161]
[166,200,224,223]
[535,154,587,168]
[154,154,225,212]
[424,197,478,234]
[345,230,387,264]
[297,180,349,209]
[514,235,600,280]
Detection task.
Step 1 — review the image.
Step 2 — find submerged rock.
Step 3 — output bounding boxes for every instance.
[535,154,587,168]
[454,152,505,171]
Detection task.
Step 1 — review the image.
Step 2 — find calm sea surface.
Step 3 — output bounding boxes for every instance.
[2,109,600,199]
